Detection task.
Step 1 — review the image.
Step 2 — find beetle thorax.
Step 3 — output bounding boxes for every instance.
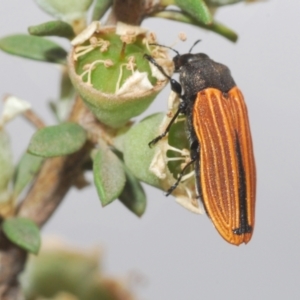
[178,56,236,96]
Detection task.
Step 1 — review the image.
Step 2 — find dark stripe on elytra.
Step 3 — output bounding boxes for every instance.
[233,131,252,235]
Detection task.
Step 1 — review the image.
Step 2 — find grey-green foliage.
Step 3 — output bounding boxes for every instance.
[2,217,41,255]
[28,123,87,157]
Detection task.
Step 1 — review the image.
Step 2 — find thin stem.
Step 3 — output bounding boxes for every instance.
[22,109,46,129]
[152,10,238,42]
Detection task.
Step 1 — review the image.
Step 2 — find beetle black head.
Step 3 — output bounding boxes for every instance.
[172,53,209,72]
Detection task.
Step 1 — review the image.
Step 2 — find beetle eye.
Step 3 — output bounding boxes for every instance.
[170,79,182,95]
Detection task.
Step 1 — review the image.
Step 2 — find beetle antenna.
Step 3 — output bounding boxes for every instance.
[149,43,180,56]
[143,54,172,80]
[188,39,201,53]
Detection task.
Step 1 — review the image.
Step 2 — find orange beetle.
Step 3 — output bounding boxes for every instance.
[144,43,256,245]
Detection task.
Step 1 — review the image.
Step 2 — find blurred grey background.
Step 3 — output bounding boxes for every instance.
[1,0,300,299]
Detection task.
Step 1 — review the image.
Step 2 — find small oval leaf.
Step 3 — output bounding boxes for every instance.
[34,0,93,20]
[206,0,244,6]
[92,0,113,21]
[119,166,146,217]
[13,153,44,196]
[93,145,126,206]
[28,122,87,157]
[2,217,41,254]
[28,21,75,39]
[0,130,14,193]
[123,113,164,188]
[175,0,212,25]
[0,34,67,64]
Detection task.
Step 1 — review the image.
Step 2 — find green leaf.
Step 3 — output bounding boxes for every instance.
[123,113,164,188]
[13,153,44,196]
[174,0,212,25]
[28,122,87,157]
[50,70,76,122]
[0,34,67,64]
[118,166,146,217]
[153,11,238,42]
[92,0,113,21]
[206,0,244,6]
[60,70,75,101]
[34,0,93,20]
[93,144,126,206]
[28,21,75,39]
[2,217,41,254]
[0,130,14,193]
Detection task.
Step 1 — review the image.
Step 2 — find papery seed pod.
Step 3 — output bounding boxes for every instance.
[68,22,172,128]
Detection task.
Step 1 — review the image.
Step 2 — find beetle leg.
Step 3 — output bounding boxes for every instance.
[148,101,186,147]
[166,158,196,196]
